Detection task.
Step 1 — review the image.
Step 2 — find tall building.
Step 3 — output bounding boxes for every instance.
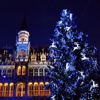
[0,18,50,100]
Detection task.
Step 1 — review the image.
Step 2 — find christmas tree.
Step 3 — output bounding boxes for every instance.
[46,9,100,100]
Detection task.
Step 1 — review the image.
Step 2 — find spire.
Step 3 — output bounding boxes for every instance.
[20,17,27,30]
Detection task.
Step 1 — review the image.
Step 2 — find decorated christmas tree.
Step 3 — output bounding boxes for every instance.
[46,9,100,100]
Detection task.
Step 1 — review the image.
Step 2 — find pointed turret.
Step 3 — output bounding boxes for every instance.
[21,17,27,30]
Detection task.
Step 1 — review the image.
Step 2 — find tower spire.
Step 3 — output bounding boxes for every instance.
[20,17,27,30]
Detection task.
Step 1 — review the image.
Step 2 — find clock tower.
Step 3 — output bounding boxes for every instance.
[16,30,30,58]
[15,18,30,79]
[16,17,30,61]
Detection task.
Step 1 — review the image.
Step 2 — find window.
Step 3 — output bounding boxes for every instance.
[17,66,21,75]
[3,83,9,97]
[12,69,14,76]
[9,54,11,57]
[44,68,48,76]
[3,69,6,75]
[28,82,33,96]
[7,69,12,77]
[45,82,50,96]
[9,83,14,97]
[34,82,38,96]
[18,49,26,57]
[16,83,25,97]
[22,66,26,75]
[0,83,3,97]
[39,68,44,76]
[39,82,44,96]
[34,68,38,76]
[29,68,33,76]
[31,54,36,62]
[41,53,46,61]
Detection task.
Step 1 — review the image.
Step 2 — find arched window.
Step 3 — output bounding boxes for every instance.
[7,68,12,77]
[9,83,14,97]
[0,83,3,97]
[3,83,9,97]
[16,83,25,97]
[22,66,26,75]
[33,82,38,96]
[45,82,50,96]
[28,82,33,96]
[34,68,38,76]
[39,82,44,96]
[29,68,33,76]
[17,66,21,75]
[3,68,6,75]
[39,68,43,76]
[44,68,48,76]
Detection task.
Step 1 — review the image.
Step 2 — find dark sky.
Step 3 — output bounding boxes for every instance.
[0,0,100,55]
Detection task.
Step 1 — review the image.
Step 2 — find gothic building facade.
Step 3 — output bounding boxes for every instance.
[0,20,50,100]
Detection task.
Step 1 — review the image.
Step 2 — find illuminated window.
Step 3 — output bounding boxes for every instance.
[29,68,33,76]
[31,54,36,62]
[39,82,44,96]
[16,83,25,97]
[9,54,11,57]
[41,53,46,61]
[9,83,14,97]
[45,82,50,96]
[7,68,12,77]
[17,66,21,75]
[22,66,26,75]
[28,82,33,96]
[0,83,3,97]
[34,68,38,76]
[3,50,6,54]
[3,83,9,97]
[33,82,38,96]
[39,68,43,76]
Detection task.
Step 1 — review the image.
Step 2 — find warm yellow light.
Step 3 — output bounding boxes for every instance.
[18,31,30,36]
[34,82,38,85]
[40,82,44,85]
[17,66,21,75]
[4,83,8,86]
[17,82,23,86]
[10,83,14,86]
[28,82,32,85]
[22,66,26,75]
[0,83,3,86]
[18,66,21,69]
[22,66,25,68]
[45,82,49,85]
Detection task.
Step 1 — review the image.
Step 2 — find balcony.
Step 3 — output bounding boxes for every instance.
[15,57,28,62]
[16,41,29,45]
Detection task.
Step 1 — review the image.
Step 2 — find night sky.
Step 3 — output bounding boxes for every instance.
[0,0,100,56]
